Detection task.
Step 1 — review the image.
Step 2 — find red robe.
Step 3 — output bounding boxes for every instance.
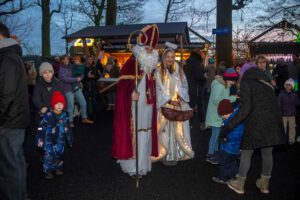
[112,56,158,159]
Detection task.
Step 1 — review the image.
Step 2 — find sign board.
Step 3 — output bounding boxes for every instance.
[212,27,229,35]
[183,43,205,49]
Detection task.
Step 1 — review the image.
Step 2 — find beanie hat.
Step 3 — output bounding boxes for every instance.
[218,99,234,116]
[285,78,295,89]
[223,67,239,81]
[239,63,256,76]
[39,62,54,76]
[50,91,66,110]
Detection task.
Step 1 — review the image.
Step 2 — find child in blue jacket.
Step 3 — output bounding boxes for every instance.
[212,99,245,184]
[37,91,73,179]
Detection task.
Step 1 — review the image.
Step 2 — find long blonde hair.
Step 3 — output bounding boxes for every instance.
[160,48,184,83]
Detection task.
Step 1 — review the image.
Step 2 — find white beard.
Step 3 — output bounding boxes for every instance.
[133,45,159,74]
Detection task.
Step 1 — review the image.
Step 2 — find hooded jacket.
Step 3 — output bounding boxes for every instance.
[0,38,30,128]
[226,68,285,149]
[221,107,245,155]
[205,75,236,128]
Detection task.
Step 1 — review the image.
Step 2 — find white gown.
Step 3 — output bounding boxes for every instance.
[117,74,153,175]
[153,63,194,163]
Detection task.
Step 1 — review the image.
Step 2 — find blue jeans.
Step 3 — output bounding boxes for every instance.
[217,151,238,181]
[208,126,220,155]
[0,127,27,200]
[66,89,87,122]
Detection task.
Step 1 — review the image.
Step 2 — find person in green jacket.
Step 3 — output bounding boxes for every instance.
[205,68,239,164]
[72,55,85,92]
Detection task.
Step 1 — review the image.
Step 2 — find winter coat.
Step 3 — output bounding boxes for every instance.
[183,52,206,107]
[53,61,61,76]
[272,63,289,90]
[205,75,236,128]
[36,111,73,150]
[0,38,30,128]
[83,66,100,96]
[33,77,62,112]
[226,67,285,150]
[72,64,85,77]
[221,107,245,155]
[278,90,299,116]
[288,61,300,80]
[96,60,104,74]
[263,69,273,82]
[59,63,77,93]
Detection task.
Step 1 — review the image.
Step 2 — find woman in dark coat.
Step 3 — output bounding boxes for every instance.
[183,49,206,128]
[221,67,285,195]
[83,56,100,119]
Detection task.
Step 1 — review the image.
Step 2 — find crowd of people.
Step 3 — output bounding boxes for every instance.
[0,21,299,200]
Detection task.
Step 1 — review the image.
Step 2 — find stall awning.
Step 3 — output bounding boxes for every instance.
[249,42,300,56]
[63,22,191,45]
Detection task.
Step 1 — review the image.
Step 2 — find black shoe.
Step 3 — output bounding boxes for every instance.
[55,169,63,176]
[44,173,54,180]
[206,157,219,165]
[212,177,227,184]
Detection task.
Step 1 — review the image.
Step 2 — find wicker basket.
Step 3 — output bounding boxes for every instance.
[161,106,193,121]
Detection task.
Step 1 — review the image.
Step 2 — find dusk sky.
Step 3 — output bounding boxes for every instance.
[3,0,291,55]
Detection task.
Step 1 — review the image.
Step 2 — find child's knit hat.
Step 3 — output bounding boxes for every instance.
[39,62,54,76]
[218,99,234,116]
[284,78,295,89]
[223,67,239,81]
[50,91,66,110]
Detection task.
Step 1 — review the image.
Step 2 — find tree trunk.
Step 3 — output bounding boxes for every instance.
[94,0,106,26]
[65,31,69,55]
[216,0,232,67]
[106,0,117,25]
[41,0,51,57]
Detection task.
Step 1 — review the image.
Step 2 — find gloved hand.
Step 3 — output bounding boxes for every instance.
[219,126,231,143]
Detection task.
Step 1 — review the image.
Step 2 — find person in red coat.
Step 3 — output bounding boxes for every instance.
[112,24,159,176]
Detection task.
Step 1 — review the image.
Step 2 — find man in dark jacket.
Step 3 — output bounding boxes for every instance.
[272,59,289,91]
[0,23,30,200]
[221,67,285,195]
[184,49,206,129]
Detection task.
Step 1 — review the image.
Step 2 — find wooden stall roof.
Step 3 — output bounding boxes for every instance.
[249,20,300,43]
[63,22,191,45]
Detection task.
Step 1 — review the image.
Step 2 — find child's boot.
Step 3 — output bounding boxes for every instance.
[44,172,53,180]
[227,175,246,194]
[55,169,63,176]
[256,174,271,194]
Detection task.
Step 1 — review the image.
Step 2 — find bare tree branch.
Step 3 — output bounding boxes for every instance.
[249,0,300,34]
[77,0,105,26]
[0,0,13,6]
[50,0,63,16]
[116,0,145,24]
[0,0,31,16]
[232,0,254,10]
